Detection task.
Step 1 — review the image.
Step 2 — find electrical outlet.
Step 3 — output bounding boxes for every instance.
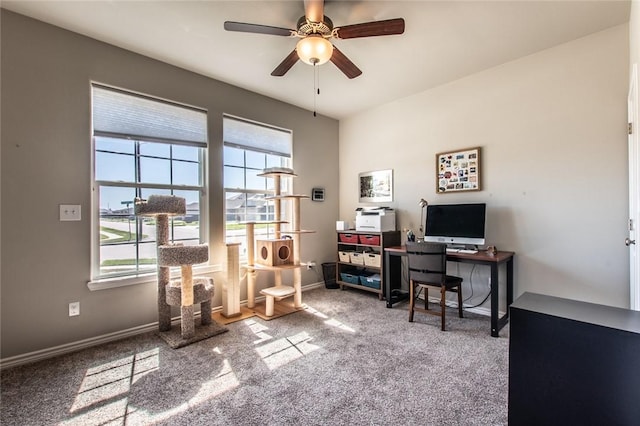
[60,204,81,221]
[69,302,80,317]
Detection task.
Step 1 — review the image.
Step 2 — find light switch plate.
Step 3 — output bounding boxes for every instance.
[60,204,81,221]
[69,301,80,317]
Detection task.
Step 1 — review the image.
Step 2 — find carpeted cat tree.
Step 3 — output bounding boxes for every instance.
[135,195,227,348]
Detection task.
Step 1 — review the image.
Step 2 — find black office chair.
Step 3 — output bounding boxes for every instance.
[406,242,463,331]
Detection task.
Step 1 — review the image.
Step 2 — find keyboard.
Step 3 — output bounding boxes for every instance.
[446,248,479,254]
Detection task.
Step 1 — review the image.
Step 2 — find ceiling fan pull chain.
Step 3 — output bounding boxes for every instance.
[313,63,318,117]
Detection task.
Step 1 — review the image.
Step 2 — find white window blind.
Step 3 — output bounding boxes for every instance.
[223,115,292,157]
[92,84,207,147]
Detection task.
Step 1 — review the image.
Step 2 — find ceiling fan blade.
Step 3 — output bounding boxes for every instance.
[224,21,294,37]
[271,50,300,77]
[335,18,405,39]
[304,0,324,23]
[330,46,362,79]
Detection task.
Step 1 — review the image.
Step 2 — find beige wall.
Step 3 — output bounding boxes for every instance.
[0,10,339,360]
[339,24,630,309]
[632,1,640,66]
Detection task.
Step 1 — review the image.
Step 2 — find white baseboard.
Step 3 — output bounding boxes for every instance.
[0,322,160,370]
[1,282,325,370]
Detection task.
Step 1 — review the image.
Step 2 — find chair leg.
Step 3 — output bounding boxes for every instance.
[440,285,446,331]
[409,279,415,322]
[457,286,463,318]
[424,288,429,310]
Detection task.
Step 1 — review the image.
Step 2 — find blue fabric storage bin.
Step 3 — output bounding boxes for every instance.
[340,272,360,285]
[360,273,381,289]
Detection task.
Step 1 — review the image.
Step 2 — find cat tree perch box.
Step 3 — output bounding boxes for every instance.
[256,239,293,266]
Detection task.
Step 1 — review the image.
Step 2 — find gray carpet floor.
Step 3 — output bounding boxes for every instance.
[1,287,509,425]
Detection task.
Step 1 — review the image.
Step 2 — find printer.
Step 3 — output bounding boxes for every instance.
[355,207,396,232]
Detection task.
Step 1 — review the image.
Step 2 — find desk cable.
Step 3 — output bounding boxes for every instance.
[403,257,491,309]
[462,263,492,308]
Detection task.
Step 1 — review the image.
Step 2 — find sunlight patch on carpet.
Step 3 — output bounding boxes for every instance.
[61,397,129,425]
[255,331,319,370]
[304,304,356,332]
[125,358,239,425]
[324,318,356,333]
[244,318,274,344]
[65,347,239,425]
[303,305,329,319]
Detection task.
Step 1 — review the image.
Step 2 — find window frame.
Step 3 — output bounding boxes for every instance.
[222,115,293,259]
[89,84,209,286]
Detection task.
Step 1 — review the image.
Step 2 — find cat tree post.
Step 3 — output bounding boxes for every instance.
[156,214,171,331]
[158,244,209,339]
[222,242,242,318]
[135,196,185,332]
[272,173,282,239]
[291,196,303,308]
[245,222,256,309]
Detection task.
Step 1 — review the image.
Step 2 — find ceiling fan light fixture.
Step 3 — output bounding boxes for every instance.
[296,34,333,65]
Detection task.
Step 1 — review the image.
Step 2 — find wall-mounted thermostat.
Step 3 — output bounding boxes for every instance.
[311,188,325,201]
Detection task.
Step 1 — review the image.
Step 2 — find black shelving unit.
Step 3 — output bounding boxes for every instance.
[336,230,400,300]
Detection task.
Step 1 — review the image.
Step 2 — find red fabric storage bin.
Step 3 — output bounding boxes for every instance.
[359,234,380,246]
[339,233,359,244]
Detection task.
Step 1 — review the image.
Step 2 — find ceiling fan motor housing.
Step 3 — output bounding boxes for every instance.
[296,16,333,37]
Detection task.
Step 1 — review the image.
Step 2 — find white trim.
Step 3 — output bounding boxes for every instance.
[629,63,640,311]
[0,321,159,370]
[1,282,324,370]
[88,264,221,291]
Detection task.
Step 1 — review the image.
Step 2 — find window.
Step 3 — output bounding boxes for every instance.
[223,115,292,257]
[91,84,207,280]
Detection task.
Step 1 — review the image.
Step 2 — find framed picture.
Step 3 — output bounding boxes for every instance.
[359,169,393,202]
[436,147,481,193]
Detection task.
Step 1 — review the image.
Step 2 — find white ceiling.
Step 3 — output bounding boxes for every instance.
[1,1,631,120]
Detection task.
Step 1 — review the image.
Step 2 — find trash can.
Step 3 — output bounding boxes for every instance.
[322,262,339,289]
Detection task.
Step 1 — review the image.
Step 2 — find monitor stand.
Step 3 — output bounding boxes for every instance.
[447,244,479,253]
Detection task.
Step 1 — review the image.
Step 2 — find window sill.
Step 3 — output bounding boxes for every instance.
[87,264,222,291]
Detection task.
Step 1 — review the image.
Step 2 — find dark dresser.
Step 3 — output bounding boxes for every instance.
[509,292,640,425]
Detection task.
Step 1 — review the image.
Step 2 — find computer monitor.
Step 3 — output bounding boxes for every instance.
[424,203,486,246]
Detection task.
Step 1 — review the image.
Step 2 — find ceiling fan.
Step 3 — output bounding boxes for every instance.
[224,0,405,79]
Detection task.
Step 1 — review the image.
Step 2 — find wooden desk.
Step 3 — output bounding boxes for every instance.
[384,246,514,337]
